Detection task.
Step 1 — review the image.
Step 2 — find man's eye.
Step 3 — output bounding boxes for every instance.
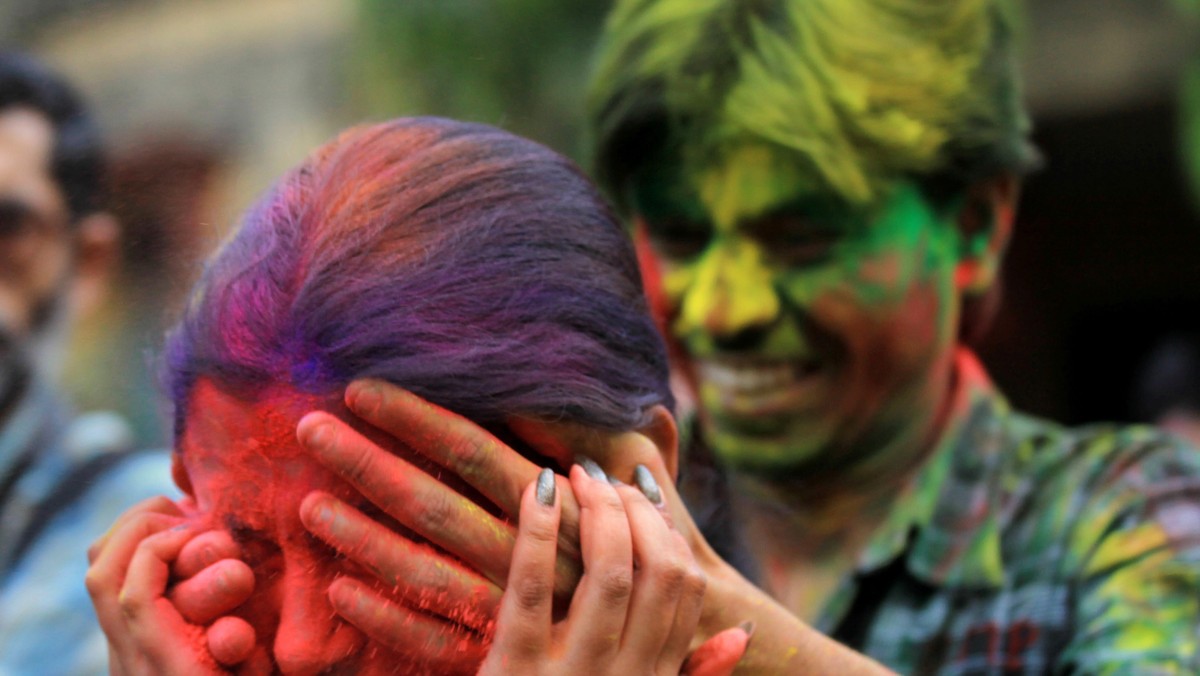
[753,218,841,266]
[647,218,711,260]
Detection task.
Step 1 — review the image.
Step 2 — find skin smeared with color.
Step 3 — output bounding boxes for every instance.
[632,142,969,472]
[175,378,492,674]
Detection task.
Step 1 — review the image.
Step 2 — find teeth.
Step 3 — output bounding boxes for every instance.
[698,360,813,392]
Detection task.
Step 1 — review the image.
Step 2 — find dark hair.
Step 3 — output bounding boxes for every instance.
[587,0,1039,210]
[0,52,106,219]
[165,117,673,437]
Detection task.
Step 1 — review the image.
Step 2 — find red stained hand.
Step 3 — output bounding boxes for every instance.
[85,497,261,675]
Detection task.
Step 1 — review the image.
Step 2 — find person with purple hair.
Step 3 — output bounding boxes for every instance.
[83,117,747,674]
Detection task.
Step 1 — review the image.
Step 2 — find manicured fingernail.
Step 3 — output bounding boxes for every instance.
[578,456,608,482]
[536,467,556,506]
[608,475,625,487]
[350,382,382,415]
[738,620,756,636]
[634,465,663,505]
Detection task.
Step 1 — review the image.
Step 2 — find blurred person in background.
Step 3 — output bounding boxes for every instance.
[1133,333,1200,448]
[0,52,177,675]
[299,0,1200,672]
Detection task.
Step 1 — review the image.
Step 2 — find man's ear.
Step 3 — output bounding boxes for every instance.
[638,404,680,480]
[69,211,120,317]
[171,453,195,497]
[953,174,1019,295]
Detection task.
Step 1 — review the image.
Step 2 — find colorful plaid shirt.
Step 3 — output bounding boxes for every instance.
[0,376,177,676]
[814,351,1200,674]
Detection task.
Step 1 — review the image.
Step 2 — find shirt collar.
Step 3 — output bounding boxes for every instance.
[853,348,1010,589]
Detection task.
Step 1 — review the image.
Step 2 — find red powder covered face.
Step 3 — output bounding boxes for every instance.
[177,378,416,675]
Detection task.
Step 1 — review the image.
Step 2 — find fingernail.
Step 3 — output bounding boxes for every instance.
[350,382,382,415]
[608,475,625,487]
[304,421,331,450]
[536,468,556,506]
[578,456,608,482]
[634,465,663,505]
[738,620,756,636]
[315,503,334,526]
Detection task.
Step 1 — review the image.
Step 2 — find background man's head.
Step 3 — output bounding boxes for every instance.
[587,0,1037,472]
[0,52,117,397]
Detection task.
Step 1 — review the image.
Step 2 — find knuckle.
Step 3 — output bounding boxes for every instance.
[648,557,689,596]
[522,517,559,546]
[449,435,491,475]
[683,566,708,600]
[344,440,378,485]
[117,589,139,619]
[511,575,553,612]
[415,491,456,535]
[595,568,634,605]
[83,568,104,598]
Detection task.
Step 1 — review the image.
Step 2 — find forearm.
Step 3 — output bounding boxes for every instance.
[699,558,896,675]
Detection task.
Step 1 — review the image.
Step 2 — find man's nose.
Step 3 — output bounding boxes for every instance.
[676,237,779,344]
[272,568,364,675]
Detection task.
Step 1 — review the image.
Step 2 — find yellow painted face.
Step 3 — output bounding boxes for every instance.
[630,142,967,472]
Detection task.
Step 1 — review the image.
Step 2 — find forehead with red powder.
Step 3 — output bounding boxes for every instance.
[178,379,357,530]
[176,379,396,673]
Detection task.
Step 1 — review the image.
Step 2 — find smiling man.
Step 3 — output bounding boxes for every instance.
[582,0,1200,671]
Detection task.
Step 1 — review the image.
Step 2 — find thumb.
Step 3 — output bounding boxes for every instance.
[681,622,753,676]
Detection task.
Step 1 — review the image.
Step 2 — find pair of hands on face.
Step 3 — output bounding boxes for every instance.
[85,380,748,675]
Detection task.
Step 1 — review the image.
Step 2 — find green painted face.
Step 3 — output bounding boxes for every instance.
[630,143,967,472]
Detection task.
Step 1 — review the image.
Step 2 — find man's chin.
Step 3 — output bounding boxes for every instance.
[702,419,829,474]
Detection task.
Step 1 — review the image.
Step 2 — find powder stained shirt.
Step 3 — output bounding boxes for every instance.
[816,351,1200,674]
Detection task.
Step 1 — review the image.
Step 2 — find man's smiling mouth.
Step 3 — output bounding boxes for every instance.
[695,357,828,419]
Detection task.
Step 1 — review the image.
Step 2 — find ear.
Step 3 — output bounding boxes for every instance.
[170,452,195,497]
[638,404,680,480]
[953,174,1019,295]
[69,211,120,317]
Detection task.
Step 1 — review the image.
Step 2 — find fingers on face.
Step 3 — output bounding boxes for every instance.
[344,380,535,517]
[616,483,705,671]
[491,470,562,660]
[86,511,186,614]
[115,526,206,664]
[87,496,184,564]
[327,576,488,672]
[297,415,519,589]
[301,491,502,633]
[206,616,257,667]
[168,558,255,625]
[174,529,240,579]
[564,464,635,661]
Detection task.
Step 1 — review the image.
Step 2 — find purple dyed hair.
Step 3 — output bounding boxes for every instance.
[164,117,672,436]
